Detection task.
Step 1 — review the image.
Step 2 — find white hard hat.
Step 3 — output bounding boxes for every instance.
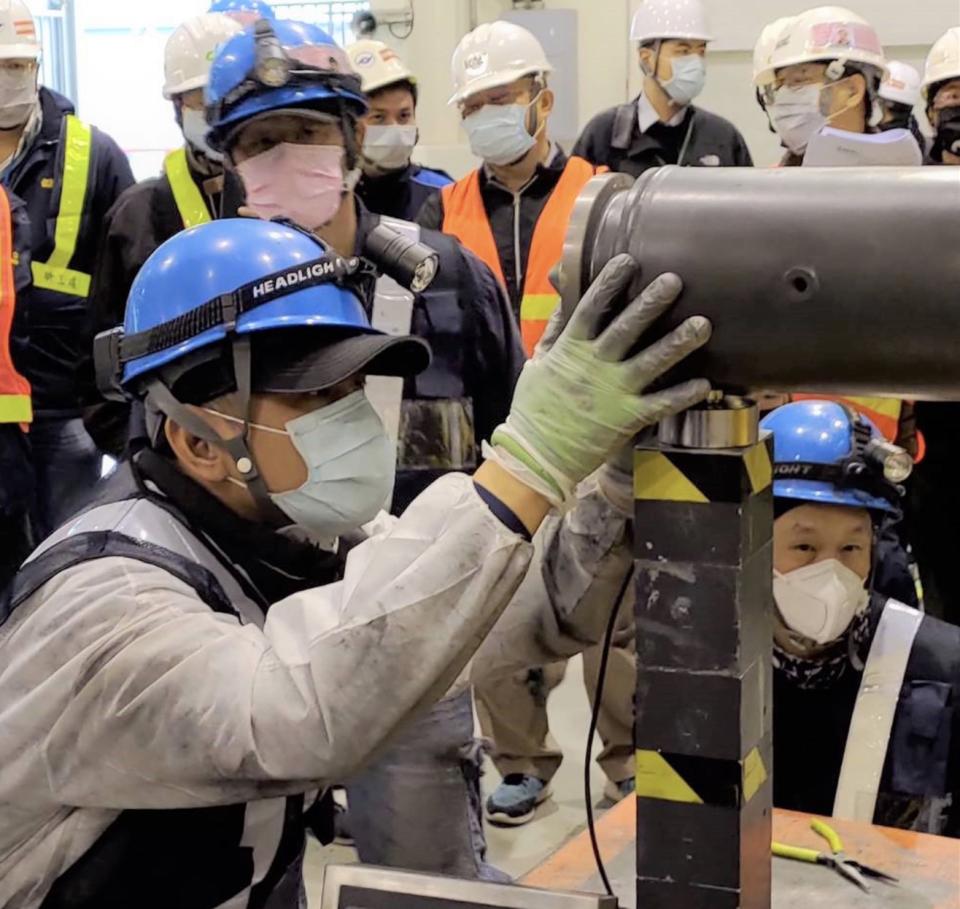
[0,0,39,61]
[630,0,713,44]
[346,40,415,95]
[769,7,886,80]
[449,21,553,106]
[163,13,243,99]
[753,17,795,88]
[879,61,922,107]
[922,26,960,100]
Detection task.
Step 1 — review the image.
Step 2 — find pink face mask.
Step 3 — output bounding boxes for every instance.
[237,143,346,230]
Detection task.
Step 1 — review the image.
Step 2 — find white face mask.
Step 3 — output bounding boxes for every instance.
[661,54,706,106]
[181,107,223,163]
[361,124,417,174]
[210,390,396,537]
[773,558,870,645]
[0,68,37,130]
[462,97,540,166]
[769,84,827,154]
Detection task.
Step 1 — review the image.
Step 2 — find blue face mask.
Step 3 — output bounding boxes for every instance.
[462,99,538,166]
[661,54,706,106]
[212,390,396,537]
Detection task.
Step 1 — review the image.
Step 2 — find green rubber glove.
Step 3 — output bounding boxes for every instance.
[488,254,712,505]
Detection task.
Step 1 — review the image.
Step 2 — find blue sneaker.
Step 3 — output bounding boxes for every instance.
[485,774,552,827]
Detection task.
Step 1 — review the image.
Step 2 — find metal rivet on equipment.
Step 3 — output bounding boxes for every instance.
[237,457,253,475]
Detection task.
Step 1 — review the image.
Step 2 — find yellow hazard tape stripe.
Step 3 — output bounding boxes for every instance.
[634,450,708,503]
[742,746,768,803]
[743,440,772,494]
[635,750,704,804]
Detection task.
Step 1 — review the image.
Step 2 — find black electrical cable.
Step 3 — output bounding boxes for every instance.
[583,563,634,898]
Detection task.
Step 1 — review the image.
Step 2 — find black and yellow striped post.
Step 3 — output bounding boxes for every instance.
[633,398,774,909]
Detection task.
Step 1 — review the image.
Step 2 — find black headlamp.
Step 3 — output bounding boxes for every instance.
[206,19,364,130]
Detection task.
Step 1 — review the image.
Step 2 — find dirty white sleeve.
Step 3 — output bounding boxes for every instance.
[5,474,530,810]
[463,472,635,685]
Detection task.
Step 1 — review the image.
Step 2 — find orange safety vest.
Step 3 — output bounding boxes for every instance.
[0,188,31,426]
[790,394,925,461]
[441,156,604,357]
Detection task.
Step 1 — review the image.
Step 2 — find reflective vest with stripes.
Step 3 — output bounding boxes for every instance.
[164,147,213,228]
[0,187,31,424]
[440,156,603,357]
[30,114,94,297]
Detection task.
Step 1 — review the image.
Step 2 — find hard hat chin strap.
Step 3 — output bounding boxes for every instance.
[145,335,290,527]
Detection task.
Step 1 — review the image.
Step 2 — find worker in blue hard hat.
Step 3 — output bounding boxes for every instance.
[86,12,244,456]
[0,122,714,909]
[762,400,959,837]
[208,0,275,27]
[204,17,529,879]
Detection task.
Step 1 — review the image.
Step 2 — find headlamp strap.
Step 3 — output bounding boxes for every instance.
[117,254,362,365]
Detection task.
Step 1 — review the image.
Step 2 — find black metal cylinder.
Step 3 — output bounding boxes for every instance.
[568,166,960,400]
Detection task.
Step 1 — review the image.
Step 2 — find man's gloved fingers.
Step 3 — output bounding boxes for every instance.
[625,315,712,387]
[633,378,713,425]
[594,272,683,362]
[565,253,638,341]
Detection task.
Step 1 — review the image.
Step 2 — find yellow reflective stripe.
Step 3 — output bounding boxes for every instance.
[30,263,91,296]
[519,292,560,322]
[0,394,32,423]
[635,750,704,804]
[165,148,212,228]
[45,115,92,270]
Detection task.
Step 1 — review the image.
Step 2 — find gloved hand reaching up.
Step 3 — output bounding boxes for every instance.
[487,254,712,506]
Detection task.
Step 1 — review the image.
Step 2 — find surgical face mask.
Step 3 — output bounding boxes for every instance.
[211,390,396,537]
[932,107,960,162]
[661,54,706,106]
[773,559,870,646]
[462,98,539,166]
[0,67,37,129]
[236,142,346,230]
[361,124,417,174]
[181,107,223,163]
[769,84,827,154]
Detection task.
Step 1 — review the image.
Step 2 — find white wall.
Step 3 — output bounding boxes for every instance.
[374,0,959,175]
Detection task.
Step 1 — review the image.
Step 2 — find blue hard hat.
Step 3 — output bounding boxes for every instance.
[208,0,275,19]
[206,19,367,150]
[117,218,428,390]
[760,400,899,513]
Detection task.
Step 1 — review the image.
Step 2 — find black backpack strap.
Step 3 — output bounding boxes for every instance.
[0,530,240,630]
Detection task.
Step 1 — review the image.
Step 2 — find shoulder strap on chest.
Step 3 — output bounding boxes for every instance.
[833,599,924,822]
[611,103,636,151]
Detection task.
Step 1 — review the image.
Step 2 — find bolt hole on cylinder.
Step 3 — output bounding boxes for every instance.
[562,166,960,399]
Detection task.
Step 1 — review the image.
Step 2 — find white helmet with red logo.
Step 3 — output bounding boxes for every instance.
[769,6,887,82]
[0,0,40,61]
[879,61,922,108]
[347,40,415,95]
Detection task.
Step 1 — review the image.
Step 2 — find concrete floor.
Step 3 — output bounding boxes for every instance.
[303,654,610,898]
